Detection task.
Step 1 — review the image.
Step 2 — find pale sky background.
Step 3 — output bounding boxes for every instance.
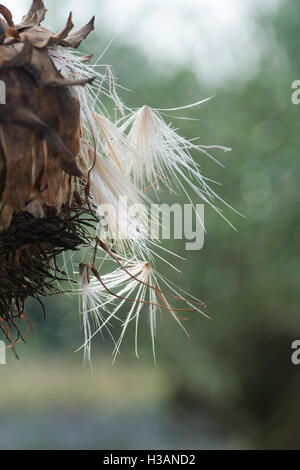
[7,0,283,87]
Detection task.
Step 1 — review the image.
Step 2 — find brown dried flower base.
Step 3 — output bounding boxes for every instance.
[0,207,95,348]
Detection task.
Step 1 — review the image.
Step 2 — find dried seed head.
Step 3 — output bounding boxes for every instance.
[0,1,231,361]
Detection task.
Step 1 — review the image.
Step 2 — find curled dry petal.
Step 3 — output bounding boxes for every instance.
[0,4,14,27]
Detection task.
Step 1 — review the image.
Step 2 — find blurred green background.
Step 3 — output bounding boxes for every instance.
[1,0,300,450]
